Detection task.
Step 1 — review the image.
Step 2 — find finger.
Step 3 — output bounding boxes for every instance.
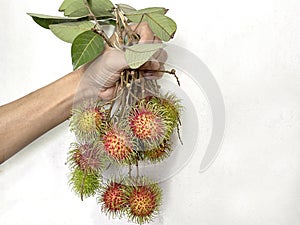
[145,64,164,79]
[140,60,160,71]
[85,48,128,89]
[141,60,165,79]
[152,49,168,63]
[132,22,162,43]
[99,87,116,101]
[133,22,154,42]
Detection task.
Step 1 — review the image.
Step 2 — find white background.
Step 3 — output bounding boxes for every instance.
[1,0,300,224]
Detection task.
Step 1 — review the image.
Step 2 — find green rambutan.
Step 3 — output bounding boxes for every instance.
[124,178,162,224]
[149,93,183,133]
[102,126,136,163]
[69,167,101,199]
[98,180,127,218]
[70,100,108,141]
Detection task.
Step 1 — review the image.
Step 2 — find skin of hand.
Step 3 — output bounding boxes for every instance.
[0,22,167,164]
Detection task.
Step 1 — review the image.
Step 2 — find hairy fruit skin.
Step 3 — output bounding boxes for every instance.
[69,167,100,199]
[98,182,127,218]
[70,100,107,141]
[68,142,105,172]
[148,94,183,134]
[128,97,174,149]
[144,139,172,163]
[103,127,135,163]
[129,108,165,140]
[124,178,162,224]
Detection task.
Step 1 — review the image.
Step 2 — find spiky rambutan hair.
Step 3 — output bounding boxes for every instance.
[128,97,174,150]
[123,177,162,224]
[148,93,183,134]
[144,139,173,163]
[68,167,101,199]
[102,123,137,164]
[67,142,107,172]
[69,99,108,142]
[97,178,127,219]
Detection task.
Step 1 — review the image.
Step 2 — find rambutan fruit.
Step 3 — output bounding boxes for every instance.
[144,139,173,163]
[129,108,164,140]
[69,167,101,199]
[128,99,173,148]
[102,126,136,163]
[124,178,162,224]
[70,100,108,141]
[149,94,183,133]
[98,180,127,218]
[68,142,106,172]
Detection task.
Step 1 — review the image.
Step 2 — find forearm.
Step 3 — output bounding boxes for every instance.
[0,68,84,164]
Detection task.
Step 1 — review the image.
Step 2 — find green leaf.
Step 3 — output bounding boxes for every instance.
[27,13,84,29]
[117,3,136,14]
[49,21,94,43]
[144,13,177,41]
[71,30,105,70]
[59,0,74,12]
[126,7,167,19]
[90,0,114,15]
[62,0,114,17]
[125,43,165,69]
[63,1,89,17]
[128,13,176,41]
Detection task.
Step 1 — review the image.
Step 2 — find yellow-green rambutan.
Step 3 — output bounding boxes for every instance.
[69,99,108,142]
[148,93,183,135]
[69,167,101,200]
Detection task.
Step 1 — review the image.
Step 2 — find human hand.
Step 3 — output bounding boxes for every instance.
[82,22,167,100]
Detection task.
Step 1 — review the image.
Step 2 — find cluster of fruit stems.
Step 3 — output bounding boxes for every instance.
[82,1,181,181]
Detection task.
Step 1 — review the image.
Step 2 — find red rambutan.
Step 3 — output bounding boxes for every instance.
[124,178,162,224]
[102,126,135,163]
[98,181,127,218]
[128,99,172,149]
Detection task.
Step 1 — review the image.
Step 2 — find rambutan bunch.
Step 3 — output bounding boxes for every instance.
[30,0,183,223]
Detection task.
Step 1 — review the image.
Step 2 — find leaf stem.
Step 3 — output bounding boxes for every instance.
[136,160,139,178]
[116,5,139,45]
[83,0,113,47]
[128,163,132,178]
